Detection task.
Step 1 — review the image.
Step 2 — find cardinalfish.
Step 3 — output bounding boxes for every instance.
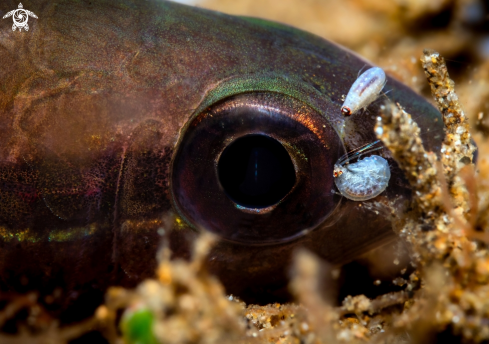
[0,0,446,307]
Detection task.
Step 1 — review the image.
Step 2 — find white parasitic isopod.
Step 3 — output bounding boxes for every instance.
[333,140,391,201]
[341,67,386,116]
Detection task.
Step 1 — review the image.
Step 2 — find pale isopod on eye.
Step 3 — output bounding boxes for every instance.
[333,140,391,201]
[341,67,386,116]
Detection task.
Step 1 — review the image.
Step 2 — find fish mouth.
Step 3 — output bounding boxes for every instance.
[170,91,344,245]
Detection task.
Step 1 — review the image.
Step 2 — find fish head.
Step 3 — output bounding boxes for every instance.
[0,0,444,303]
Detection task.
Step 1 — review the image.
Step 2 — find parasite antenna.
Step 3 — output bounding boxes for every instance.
[337,140,384,166]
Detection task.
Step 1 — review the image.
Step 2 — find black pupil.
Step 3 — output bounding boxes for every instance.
[218,135,296,208]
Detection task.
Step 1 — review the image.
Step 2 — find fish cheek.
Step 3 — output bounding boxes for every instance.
[0,89,181,290]
[113,120,174,280]
[202,200,397,303]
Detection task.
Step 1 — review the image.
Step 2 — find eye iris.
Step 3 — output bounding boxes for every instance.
[218,134,296,208]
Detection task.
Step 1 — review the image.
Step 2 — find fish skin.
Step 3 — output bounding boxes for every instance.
[0,0,444,301]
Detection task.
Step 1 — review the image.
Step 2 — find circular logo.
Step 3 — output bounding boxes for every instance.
[12,9,28,28]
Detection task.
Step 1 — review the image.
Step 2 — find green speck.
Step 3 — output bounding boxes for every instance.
[121,308,158,344]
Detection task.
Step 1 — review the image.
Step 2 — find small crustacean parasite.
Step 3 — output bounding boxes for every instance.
[333,140,391,201]
[341,67,387,116]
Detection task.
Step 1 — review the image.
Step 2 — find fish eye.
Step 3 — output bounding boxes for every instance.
[341,106,351,116]
[171,92,344,245]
